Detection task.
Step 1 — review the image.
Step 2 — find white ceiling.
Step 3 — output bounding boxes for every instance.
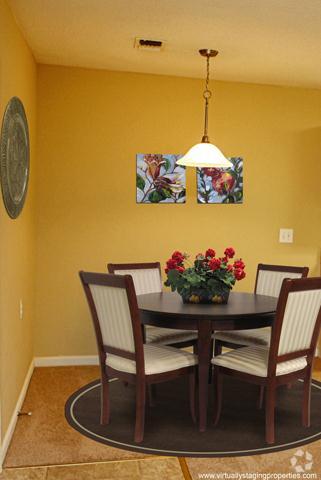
[8,0,321,88]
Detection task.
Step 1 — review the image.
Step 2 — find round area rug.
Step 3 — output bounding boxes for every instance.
[65,377,321,457]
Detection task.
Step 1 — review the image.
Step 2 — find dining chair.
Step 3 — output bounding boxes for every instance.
[214,264,309,353]
[107,262,198,348]
[212,276,321,444]
[79,271,198,443]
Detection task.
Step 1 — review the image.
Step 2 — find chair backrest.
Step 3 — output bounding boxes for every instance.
[79,271,144,371]
[107,262,162,295]
[268,277,321,375]
[255,264,309,298]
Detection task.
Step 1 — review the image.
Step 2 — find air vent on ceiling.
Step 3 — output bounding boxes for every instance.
[134,38,164,51]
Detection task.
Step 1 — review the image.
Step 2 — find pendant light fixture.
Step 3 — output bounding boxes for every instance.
[177,49,232,169]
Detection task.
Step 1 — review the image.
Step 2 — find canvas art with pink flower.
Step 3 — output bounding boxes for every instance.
[197,157,243,204]
[136,153,186,203]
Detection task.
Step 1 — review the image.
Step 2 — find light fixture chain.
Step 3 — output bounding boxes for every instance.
[203,54,212,101]
[202,53,213,141]
[206,55,209,92]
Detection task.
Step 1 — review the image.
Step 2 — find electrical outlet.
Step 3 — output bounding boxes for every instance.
[19,299,23,320]
[279,228,294,243]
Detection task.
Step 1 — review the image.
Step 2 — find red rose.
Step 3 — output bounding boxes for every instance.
[234,259,245,270]
[227,264,234,272]
[166,258,178,270]
[209,258,221,271]
[165,268,169,274]
[234,268,246,281]
[172,250,185,264]
[224,247,235,259]
[177,266,185,273]
[205,248,216,258]
[219,256,228,263]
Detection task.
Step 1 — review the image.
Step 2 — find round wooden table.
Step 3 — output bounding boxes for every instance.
[138,291,277,432]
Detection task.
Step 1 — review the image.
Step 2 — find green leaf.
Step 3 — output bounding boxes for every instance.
[222,195,236,204]
[161,188,172,198]
[235,190,243,201]
[164,158,171,172]
[178,190,186,199]
[148,191,163,203]
[136,174,145,191]
[186,272,203,287]
[167,269,180,283]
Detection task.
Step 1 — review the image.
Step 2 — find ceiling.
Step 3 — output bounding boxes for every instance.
[8,0,321,88]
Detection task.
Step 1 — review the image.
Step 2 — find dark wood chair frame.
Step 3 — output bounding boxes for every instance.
[214,264,309,355]
[79,271,197,443]
[213,276,321,444]
[107,262,198,350]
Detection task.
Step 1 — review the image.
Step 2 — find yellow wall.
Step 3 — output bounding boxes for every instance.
[0,0,37,439]
[35,65,321,356]
[0,0,319,455]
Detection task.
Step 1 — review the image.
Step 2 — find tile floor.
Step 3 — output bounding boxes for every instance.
[0,458,186,480]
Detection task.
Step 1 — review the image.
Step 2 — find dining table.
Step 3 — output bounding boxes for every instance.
[137,290,277,432]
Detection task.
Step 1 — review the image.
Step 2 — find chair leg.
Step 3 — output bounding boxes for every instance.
[213,366,223,426]
[302,369,312,427]
[189,371,197,424]
[193,342,198,355]
[134,380,146,443]
[208,339,214,383]
[214,340,222,357]
[265,382,276,444]
[257,386,265,410]
[100,371,110,425]
[147,384,156,407]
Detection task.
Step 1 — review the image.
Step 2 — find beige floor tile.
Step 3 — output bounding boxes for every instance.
[0,467,47,480]
[46,463,97,480]
[138,457,185,480]
[94,460,141,479]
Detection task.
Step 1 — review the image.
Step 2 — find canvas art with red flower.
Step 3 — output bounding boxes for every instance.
[197,157,243,204]
[136,153,186,203]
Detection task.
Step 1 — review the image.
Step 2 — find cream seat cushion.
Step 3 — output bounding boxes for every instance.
[214,327,271,347]
[146,326,197,345]
[106,344,198,375]
[212,345,307,377]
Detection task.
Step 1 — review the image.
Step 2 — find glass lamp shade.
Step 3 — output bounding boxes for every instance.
[177,142,232,168]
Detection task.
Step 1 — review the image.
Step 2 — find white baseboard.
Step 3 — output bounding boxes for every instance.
[0,359,34,469]
[34,355,99,367]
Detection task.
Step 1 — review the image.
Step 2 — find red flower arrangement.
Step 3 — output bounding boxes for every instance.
[164,248,246,304]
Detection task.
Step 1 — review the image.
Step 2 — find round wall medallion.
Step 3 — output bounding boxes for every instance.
[0,97,30,219]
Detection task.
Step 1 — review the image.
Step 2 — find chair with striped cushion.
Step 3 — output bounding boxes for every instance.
[108,262,198,347]
[79,271,197,443]
[212,276,321,444]
[214,264,309,353]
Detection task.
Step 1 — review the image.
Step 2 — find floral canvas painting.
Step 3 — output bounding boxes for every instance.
[197,157,243,204]
[136,154,186,203]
